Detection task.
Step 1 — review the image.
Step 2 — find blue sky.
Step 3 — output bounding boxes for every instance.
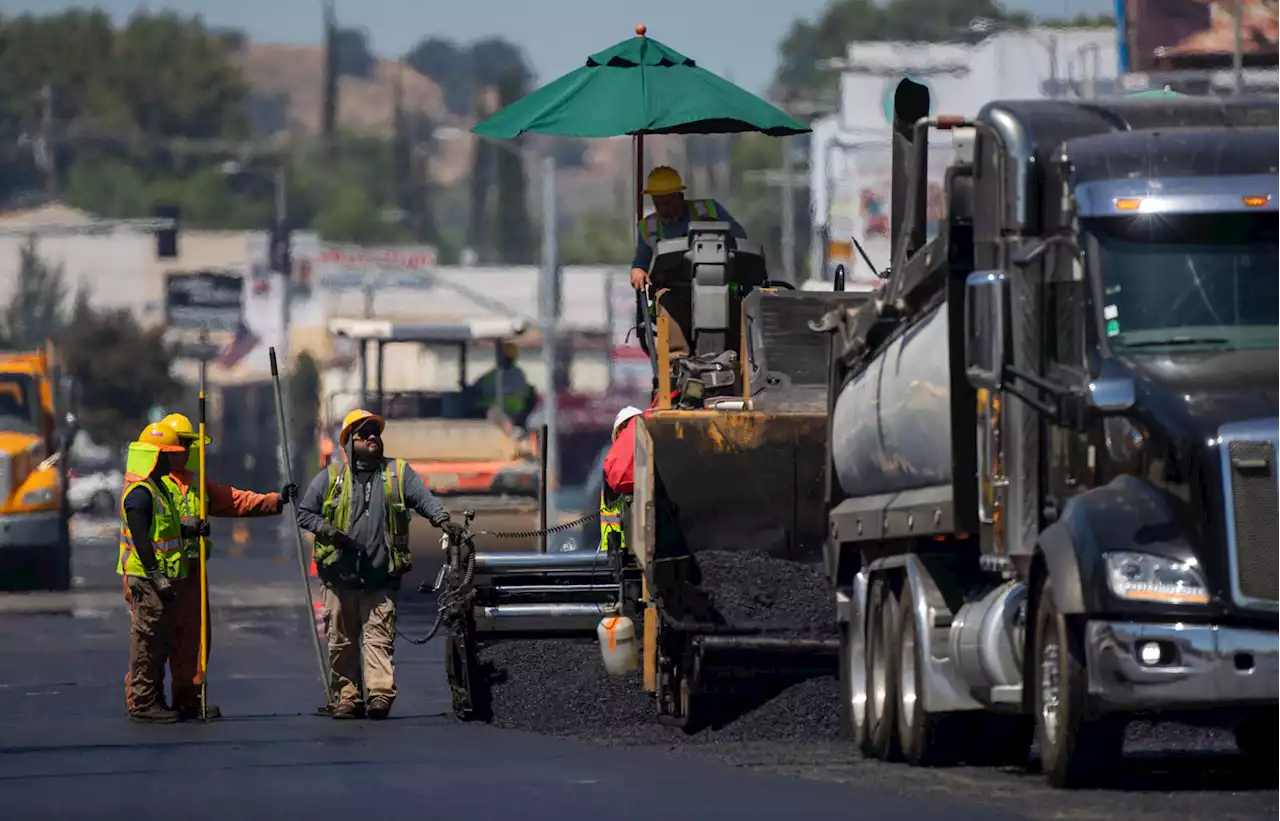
[11,0,1115,94]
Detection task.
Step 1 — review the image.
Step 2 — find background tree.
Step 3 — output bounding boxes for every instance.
[58,293,181,447]
[1,237,68,350]
[490,66,533,263]
[288,352,321,480]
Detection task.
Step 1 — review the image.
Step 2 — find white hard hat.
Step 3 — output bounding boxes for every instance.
[612,406,643,438]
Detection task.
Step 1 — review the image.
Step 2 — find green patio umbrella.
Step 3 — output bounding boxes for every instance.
[472,26,810,140]
[1126,88,1186,98]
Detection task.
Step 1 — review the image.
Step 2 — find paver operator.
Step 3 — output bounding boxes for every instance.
[296,408,466,720]
[118,423,196,724]
[156,412,296,721]
[629,166,748,361]
[470,340,538,427]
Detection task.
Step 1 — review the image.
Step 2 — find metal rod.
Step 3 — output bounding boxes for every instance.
[475,551,612,573]
[478,603,607,618]
[375,340,384,417]
[269,346,332,709]
[539,154,560,530]
[198,361,209,720]
[494,583,616,596]
[538,423,548,554]
[1233,0,1244,94]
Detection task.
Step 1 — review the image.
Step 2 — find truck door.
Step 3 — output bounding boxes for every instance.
[1045,247,1092,515]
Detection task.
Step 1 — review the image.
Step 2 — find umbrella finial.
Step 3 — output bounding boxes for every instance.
[635,24,647,37]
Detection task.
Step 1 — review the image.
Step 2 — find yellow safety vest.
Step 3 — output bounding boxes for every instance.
[117,479,186,579]
[316,458,412,576]
[599,481,627,554]
[474,370,530,416]
[162,475,215,560]
[638,199,718,248]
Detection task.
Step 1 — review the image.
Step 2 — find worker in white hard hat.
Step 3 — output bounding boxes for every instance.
[598,406,644,553]
[630,166,748,361]
[470,339,537,428]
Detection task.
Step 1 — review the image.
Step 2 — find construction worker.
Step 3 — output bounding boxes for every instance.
[157,412,296,721]
[118,423,194,724]
[599,406,643,552]
[296,409,466,720]
[630,166,748,360]
[470,340,537,427]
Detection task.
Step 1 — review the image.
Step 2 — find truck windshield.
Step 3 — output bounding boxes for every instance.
[0,373,38,434]
[1084,211,1278,352]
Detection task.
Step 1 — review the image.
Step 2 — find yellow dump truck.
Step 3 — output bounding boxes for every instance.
[0,345,75,591]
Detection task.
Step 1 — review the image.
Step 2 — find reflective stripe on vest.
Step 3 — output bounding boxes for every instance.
[162,475,215,560]
[117,479,186,579]
[315,458,411,574]
[639,199,718,248]
[599,488,625,554]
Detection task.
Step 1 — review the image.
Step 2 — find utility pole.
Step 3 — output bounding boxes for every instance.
[1233,0,1244,94]
[40,84,55,199]
[539,155,559,530]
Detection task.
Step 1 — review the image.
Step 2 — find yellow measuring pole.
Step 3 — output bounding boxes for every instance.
[198,386,209,720]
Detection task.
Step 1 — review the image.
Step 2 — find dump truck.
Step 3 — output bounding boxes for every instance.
[823,82,1278,788]
[326,318,547,585]
[433,225,873,724]
[0,344,76,591]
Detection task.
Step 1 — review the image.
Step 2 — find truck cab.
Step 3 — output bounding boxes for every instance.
[825,84,1278,788]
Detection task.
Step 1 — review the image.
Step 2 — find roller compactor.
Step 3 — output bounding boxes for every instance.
[823,80,1279,788]
[435,222,873,727]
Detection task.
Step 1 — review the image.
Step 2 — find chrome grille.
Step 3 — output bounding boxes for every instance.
[1219,420,1280,610]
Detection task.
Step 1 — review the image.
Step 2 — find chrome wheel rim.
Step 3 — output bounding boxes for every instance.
[1040,637,1061,745]
[847,619,868,733]
[870,599,888,723]
[899,620,916,731]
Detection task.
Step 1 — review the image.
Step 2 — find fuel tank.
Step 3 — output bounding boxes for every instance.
[830,301,952,498]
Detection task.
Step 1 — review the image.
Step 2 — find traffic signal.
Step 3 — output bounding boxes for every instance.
[154,204,180,259]
[269,220,292,276]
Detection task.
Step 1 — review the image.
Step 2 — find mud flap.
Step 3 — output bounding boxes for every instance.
[636,411,828,565]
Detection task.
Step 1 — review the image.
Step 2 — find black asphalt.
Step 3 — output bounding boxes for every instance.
[0,521,1273,820]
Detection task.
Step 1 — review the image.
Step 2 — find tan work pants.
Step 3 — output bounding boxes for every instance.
[123,576,176,713]
[322,585,398,707]
[654,288,692,359]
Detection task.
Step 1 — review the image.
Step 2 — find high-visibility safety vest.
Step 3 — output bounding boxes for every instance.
[162,476,215,560]
[599,477,628,554]
[638,199,718,248]
[117,479,186,579]
[315,458,413,576]
[474,369,530,416]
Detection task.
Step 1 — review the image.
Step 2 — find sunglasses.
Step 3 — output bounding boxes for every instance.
[351,425,381,441]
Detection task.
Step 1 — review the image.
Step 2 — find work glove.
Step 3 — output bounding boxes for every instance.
[440,519,467,541]
[279,482,299,508]
[181,520,211,540]
[146,568,176,603]
[318,523,360,552]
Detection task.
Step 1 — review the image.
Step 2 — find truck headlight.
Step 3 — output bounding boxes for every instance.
[1103,551,1209,605]
[21,487,55,506]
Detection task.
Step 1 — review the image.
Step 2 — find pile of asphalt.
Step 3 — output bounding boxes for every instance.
[693,549,836,635]
[481,637,839,745]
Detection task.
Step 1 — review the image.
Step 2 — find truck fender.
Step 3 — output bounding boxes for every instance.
[1036,475,1198,615]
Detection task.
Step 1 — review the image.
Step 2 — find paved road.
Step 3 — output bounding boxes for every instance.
[0,522,1273,820]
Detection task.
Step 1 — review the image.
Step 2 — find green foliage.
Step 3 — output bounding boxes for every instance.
[2,238,68,350]
[560,210,634,265]
[491,68,534,263]
[288,352,321,482]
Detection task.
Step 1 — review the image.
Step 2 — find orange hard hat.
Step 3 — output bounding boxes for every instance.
[339,409,385,445]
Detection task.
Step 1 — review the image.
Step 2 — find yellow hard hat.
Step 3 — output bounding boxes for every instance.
[502,340,519,360]
[135,423,185,453]
[340,408,385,446]
[642,166,685,197]
[161,412,212,446]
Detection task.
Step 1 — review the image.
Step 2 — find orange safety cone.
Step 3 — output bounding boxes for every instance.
[309,560,317,577]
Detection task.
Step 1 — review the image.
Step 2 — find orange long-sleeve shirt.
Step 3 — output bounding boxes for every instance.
[168,469,282,518]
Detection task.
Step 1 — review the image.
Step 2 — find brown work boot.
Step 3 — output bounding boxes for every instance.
[177,704,222,722]
[367,696,391,721]
[129,706,180,724]
[329,701,364,720]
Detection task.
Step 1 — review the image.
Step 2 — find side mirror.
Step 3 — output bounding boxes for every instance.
[964,270,1010,390]
[1087,377,1135,413]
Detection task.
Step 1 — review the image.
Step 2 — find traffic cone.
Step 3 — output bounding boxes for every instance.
[309,560,317,577]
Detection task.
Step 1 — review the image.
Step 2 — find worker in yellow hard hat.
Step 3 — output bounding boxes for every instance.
[469,339,538,428]
[118,422,190,724]
[152,412,295,721]
[295,409,465,720]
[629,166,749,361]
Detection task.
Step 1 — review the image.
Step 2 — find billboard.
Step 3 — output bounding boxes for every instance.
[1121,0,1279,72]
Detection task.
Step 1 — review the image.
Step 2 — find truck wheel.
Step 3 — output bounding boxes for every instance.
[91,491,115,517]
[1234,715,1278,770]
[865,575,901,761]
[839,615,868,748]
[1033,577,1123,788]
[896,575,959,766]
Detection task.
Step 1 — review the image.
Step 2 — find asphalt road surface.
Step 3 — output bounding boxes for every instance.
[0,520,1273,821]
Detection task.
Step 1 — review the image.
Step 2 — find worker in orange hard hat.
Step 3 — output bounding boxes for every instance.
[295,408,464,720]
[153,412,296,721]
[469,339,537,428]
[629,166,748,360]
[118,423,191,724]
